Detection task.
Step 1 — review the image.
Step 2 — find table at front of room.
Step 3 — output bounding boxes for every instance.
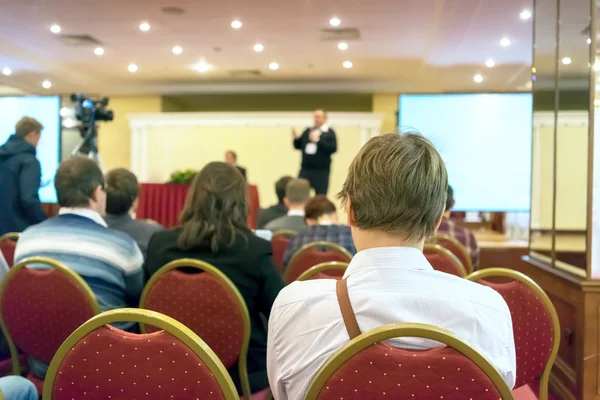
[136,183,260,229]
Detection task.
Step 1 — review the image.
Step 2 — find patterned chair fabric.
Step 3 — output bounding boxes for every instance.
[0,233,19,267]
[43,309,239,400]
[423,244,467,277]
[0,257,99,375]
[285,242,353,284]
[306,324,514,400]
[430,234,473,274]
[140,259,252,400]
[297,262,349,281]
[467,268,559,398]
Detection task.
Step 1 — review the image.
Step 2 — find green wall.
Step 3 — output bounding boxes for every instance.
[533,90,590,111]
[161,93,373,112]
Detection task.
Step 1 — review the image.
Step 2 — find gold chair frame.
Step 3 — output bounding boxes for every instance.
[285,241,353,284]
[42,308,239,400]
[296,261,349,281]
[0,233,20,243]
[430,233,474,274]
[424,243,467,277]
[305,322,515,400]
[272,229,297,239]
[139,258,253,400]
[466,268,560,400]
[0,256,100,376]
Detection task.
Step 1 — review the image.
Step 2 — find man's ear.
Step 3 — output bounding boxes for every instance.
[283,197,290,208]
[90,185,102,203]
[345,198,356,227]
[434,212,444,233]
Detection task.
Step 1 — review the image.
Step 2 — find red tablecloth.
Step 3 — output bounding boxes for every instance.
[137,183,260,229]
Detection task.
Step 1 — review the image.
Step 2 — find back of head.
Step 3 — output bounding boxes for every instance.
[105,168,139,215]
[55,156,105,209]
[305,195,337,224]
[337,132,448,242]
[446,185,455,212]
[275,176,293,203]
[178,162,249,252]
[15,117,43,139]
[285,179,311,206]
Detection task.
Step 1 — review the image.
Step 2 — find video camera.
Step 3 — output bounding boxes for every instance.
[71,93,114,125]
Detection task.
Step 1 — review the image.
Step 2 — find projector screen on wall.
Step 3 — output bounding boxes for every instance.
[0,96,61,203]
[399,93,532,212]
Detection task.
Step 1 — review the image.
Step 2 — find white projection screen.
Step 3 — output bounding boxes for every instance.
[0,96,61,203]
[399,93,532,212]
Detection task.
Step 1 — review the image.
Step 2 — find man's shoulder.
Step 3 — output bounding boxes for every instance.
[264,215,288,230]
[273,279,337,310]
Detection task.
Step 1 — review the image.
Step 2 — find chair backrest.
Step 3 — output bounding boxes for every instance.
[297,261,349,281]
[305,323,514,400]
[430,233,474,274]
[0,257,100,375]
[285,241,353,284]
[42,308,239,400]
[423,244,467,277]
[271,230,297,272]
[0,233,19,268]
[467,268,559,398]
[139,259,253,399]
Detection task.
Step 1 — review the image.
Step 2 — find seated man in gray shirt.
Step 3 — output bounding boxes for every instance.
[104,168,163,258]
[264,178,311,233]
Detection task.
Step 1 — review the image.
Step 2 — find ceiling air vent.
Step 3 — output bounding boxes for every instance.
[320,28,361,41]
[57,34,102,47]
[229,70,262,78]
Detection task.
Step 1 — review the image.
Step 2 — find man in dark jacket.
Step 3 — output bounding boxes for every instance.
[0,117,47,235]
[257,175,292,229]
[291,109,337,195]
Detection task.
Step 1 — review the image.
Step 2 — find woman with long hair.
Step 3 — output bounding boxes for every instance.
[145,161,283,395]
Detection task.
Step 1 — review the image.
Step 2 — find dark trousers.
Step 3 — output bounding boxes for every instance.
[299,168,330,195]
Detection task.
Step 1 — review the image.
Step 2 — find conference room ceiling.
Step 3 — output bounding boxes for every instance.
[0,0,574,96]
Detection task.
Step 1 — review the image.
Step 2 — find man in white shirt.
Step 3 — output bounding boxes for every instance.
[267,132,516,400]
[264,179,311,233]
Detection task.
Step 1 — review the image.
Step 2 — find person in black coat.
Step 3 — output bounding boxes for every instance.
[0,117,47,235]
[145,161,284,395]
[292,109,337,195]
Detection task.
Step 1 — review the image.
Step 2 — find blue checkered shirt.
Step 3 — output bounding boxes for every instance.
[282,224,356,267]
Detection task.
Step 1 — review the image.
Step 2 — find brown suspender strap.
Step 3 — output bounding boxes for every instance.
[336,278,361,339]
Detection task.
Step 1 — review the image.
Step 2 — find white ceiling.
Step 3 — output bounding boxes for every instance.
[0,0,545,95]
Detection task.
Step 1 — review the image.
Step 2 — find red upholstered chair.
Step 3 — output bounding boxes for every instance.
[305,323,514,400]
[467,268,560,400]
[0,256,100,393]
[0,233,19,267]
[246,184,260,230]
[271,230,297,272]
[41,308,239,400]
[139,259,257,400]
[297,261,349,281]
[430,233,474,274]
[284,241,353,284]
[423,244,467,277]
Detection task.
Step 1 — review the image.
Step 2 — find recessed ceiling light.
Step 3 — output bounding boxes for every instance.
[500,37,511,47]
[172,46,183,55]
[329,17,341,27]
[519,9,532,20]
[50,24,61,34]
[128,63,138,73]
[253,43,264,52]
[2,67,11,76]
[42,80,52,89]
[94,47,104,56]
[588,38,592,44]
[139,22,150,31]
[269,62,279,71]
[193,60,213,73]
[485,59,495,68]
[562,57,572,65]
[338,42,349,51]
[473,74,483,83]
[343,61,353,69]
[231,20,242,29]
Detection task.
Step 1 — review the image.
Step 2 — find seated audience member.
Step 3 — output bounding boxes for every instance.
[264,179,311,233]
[282,195,356,267]
[257,176,293,229]
[145,162,284,395]
[225,150,247,180]
[14,156,144,378]
[0,375,38,400]
[267,133,516,399]
[437,185,480,269]
[104,168,163,258]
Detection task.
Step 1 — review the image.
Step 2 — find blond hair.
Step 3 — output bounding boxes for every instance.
[15,117,43,138]
[337,132,447,241]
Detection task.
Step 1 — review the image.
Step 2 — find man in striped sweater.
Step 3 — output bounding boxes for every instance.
[14,156,144,379]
